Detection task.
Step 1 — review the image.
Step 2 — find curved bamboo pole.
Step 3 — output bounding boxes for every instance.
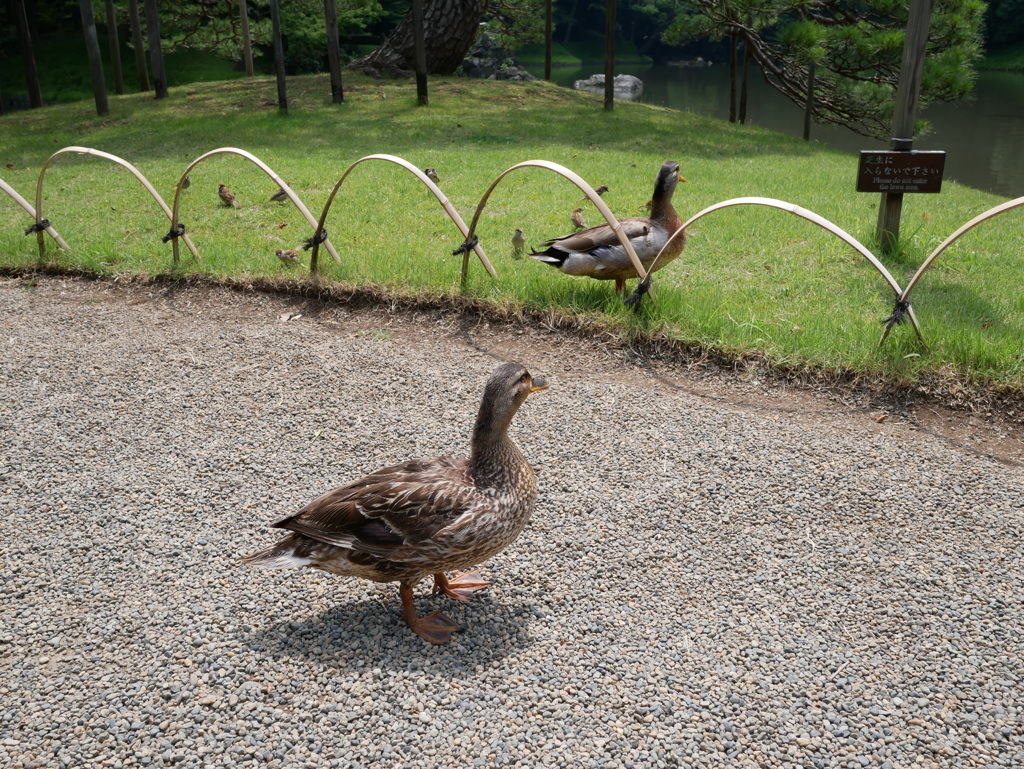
[169,147,340,265]
[640,196,921,342]
[462,159,646,289]
[1,177,69,251]
[33,146,200,260]
[308,153,493,278]
[899,196,1024,302]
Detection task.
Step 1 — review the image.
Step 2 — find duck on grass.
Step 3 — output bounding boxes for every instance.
[530,160,686,296]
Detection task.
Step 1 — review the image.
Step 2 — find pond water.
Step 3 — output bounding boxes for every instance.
[551,64,1024,200]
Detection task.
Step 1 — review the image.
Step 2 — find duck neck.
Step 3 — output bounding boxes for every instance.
[470,413,526,489]
[650,188,677,222]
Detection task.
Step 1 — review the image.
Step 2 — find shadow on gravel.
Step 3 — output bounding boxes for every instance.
[246,593,534,672]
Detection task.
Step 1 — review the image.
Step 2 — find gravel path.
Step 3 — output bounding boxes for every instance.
[2,275,1023,769]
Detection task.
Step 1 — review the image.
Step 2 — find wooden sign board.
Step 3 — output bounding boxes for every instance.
[857,150,946,194]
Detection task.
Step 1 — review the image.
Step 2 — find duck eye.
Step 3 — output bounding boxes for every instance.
[519,372,530,382]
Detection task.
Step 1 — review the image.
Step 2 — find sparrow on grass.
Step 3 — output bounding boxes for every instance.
[218,184,240,208]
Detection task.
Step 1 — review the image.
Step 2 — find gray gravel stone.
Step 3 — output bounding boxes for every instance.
[1,276,1023,769]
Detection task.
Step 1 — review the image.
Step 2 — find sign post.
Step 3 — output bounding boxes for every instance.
[876,0,933,252]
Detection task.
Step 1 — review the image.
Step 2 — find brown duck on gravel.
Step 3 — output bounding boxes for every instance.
[241,362,549,644]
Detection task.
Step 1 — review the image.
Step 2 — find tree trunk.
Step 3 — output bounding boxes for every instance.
[12,0,43,108]
[728,32,737,123]
[411,0,428,104]
[270,0,288,111]
[144,0,168,98]
[561,0,577,46]
[239,0,255,76]
[544,0,552,81]
[127,0,150,91]
[739,36,750,124]
[803,61,815,140]
[604,0,616,112]
[79,0,109,115]
[351,0,484,76]
[324,0,344,102]
[104,0,125,94]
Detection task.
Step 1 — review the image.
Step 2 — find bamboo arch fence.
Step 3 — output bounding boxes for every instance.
[2,146,1022,346]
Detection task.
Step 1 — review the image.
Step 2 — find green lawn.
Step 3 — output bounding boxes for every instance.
[1,73,1021,400]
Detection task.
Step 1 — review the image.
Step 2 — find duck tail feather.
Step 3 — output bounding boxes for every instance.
[240,540,312,570]
[530,247,567,267]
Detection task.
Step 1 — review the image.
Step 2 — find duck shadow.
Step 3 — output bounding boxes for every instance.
[245,590,536,674]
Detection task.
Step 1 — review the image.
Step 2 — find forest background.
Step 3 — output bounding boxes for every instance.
[2,0,1022,112]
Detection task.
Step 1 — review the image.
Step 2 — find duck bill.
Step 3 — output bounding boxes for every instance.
[529,377,549,393]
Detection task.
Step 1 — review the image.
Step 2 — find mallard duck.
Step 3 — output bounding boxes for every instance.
[218,183,240,208]
[241,362,549,644]
[532,161,685,294]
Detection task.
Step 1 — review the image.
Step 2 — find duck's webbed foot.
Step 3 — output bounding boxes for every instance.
[409,611,461,644]
[400,584,460,644]
[432,570,490,602]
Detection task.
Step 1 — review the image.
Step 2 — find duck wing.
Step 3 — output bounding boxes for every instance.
[271,457,478,554]
[537,217,651,255]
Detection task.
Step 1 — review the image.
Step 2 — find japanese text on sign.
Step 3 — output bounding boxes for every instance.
[856,150,946,194]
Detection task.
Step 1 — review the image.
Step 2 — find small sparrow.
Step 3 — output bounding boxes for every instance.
[269,185,289,203]
[424,167,440,184]
[218,183,240,208]
[579,185,608,201]
[511,228,525,255]
[276,248,301,264]
[181,174,191,190]
[571,208,586,230]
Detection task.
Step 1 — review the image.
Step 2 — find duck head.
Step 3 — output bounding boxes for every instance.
[652,161,681,202]
[473,362,548,442]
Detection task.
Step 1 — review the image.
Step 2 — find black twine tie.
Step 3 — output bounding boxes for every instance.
[452,234,479,256]
[24,219,50,235]
[161,223,186,243]
[302,228,329,251]
[882,298,910,328]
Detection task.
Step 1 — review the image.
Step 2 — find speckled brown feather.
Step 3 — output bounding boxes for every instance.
[271,456,477,548]
[541,218,651,254]
[242,362,547,590]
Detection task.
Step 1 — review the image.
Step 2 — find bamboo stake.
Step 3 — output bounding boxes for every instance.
[308,154,493,279]
[35,146,199,259]
[639,196,920,341]
[1,177,70,251]
[170,147,340,265]
[899,196,1024,303]
[462,160,645,289]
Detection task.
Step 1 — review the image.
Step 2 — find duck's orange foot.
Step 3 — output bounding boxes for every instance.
[408,610,460,644]
[433,570,490,602]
